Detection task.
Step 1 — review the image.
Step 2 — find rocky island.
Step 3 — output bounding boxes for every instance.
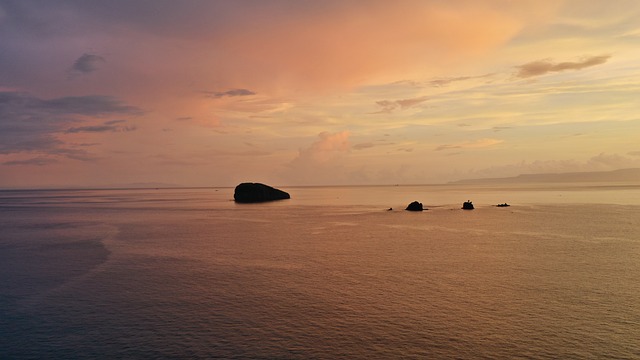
[405,201,424,211]
[234,183,290,203]
[462,200,474,210]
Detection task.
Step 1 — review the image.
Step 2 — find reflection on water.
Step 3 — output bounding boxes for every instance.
[1,185,639,358]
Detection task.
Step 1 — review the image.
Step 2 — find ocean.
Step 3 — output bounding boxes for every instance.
[1,184,639,359]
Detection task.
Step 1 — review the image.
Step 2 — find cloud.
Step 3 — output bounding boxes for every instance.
[3,157,58,166]
[428,73,494,87]
[586,152,640,169]
[104,119,126,125]
[0,91,141,158]
[294,131,350,163]
[373,96,429,114]
[515,55,611,78]
[374,100,398,114]
[435,144,460,151]
[69,53,105,76]
[397,147,414,153]
[65,126,116,133]
[44,147,98,162]
[0,92,141,120]
[0,92,142,118]
[65,120,136,134]
[205,89,256,99]
[0,92,135,114]
[279,131,353,185]
[39,95,141,115]
[353,142,376,150]
[397,97,430,109]
[435,138,503,151]
[429,76,473,87]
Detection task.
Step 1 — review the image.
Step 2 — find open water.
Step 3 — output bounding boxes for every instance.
[1,184,639,359]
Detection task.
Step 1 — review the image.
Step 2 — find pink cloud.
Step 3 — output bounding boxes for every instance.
[295,131,351,164]
[279,131,352,184]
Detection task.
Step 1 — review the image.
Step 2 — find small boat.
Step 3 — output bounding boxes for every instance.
[462,200,474,210]
[496,203,510,207]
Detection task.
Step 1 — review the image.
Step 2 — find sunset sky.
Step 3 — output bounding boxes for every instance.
[1,0,639,188]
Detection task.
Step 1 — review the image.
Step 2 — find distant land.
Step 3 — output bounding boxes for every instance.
[112,182,183,189]
[450,168,640,185]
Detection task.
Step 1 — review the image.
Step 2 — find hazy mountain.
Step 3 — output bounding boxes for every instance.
[451,168,640,185]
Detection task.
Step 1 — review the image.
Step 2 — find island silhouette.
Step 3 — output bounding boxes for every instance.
[234,182,290,203]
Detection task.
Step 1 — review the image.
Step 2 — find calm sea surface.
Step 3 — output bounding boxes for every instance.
[1,184,639,359]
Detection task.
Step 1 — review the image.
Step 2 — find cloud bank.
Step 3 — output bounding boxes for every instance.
[0,91,141,158]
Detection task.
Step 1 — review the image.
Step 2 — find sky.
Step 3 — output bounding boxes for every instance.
[1,0,640,188]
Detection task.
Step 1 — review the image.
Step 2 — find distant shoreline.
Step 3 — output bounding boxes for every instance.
[1,182,639,193]
[1,168,638,192]
[449,168,640,185]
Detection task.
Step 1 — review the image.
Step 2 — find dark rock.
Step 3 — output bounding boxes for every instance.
[234,183,290,203]
[462,200,474,210]
[405,201,424,211]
